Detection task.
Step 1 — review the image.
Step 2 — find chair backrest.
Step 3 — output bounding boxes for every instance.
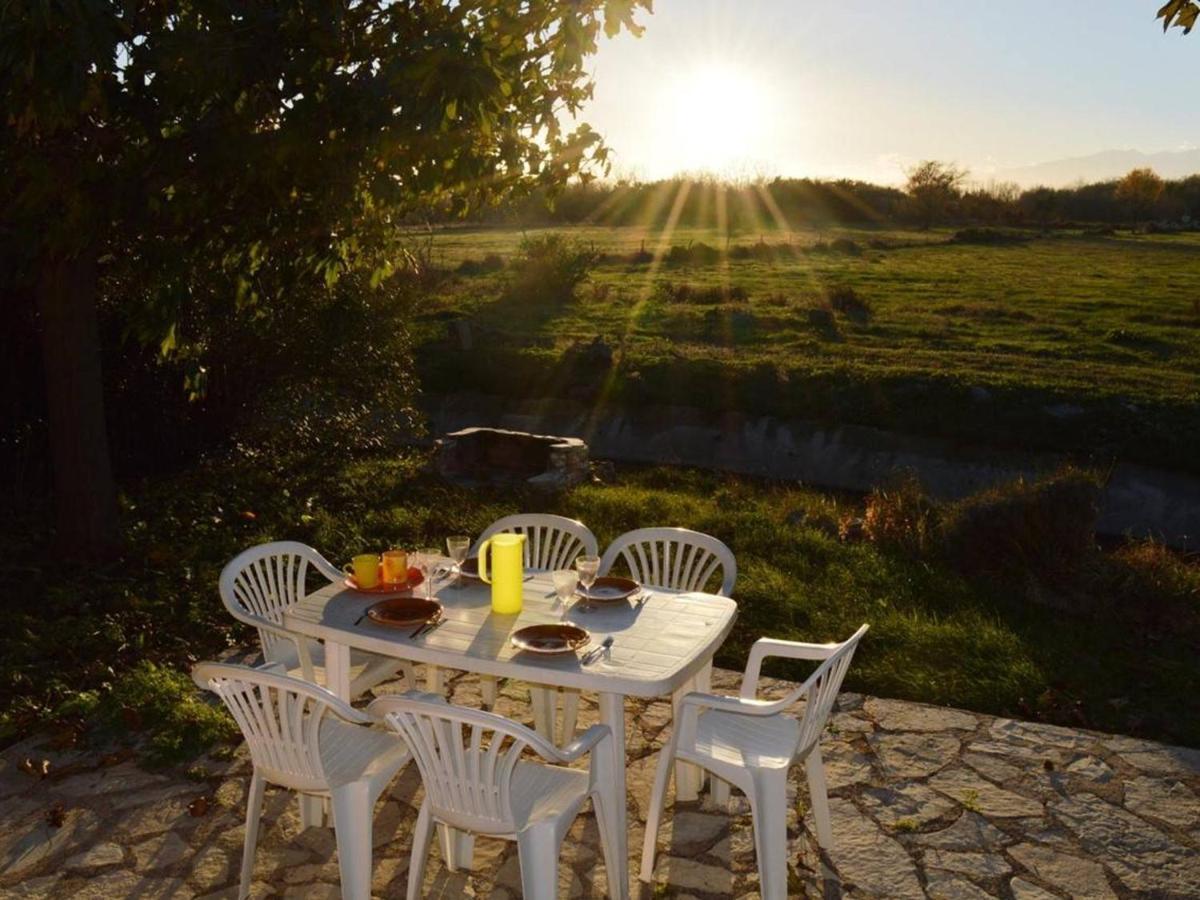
[373,693,548,835]
[219,542,341,660]
[471,514,598,572]
[599,527,736,596]
[193,661,352,792]
[793,625,868,757]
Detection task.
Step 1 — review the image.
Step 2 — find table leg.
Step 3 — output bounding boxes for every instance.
[598,692,629,900]
[674,663,711,802]
[324,641,353,701]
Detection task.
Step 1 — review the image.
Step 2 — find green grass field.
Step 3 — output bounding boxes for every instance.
[413,225,1200,472]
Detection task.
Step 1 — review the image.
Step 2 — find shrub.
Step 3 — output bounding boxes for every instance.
[940,468,1102,590]
[655,281,748,304]
[829,237,862,256]
[806,304,839,336]
[456,253,505,276]
[862,473,939,556]
[505,233,598,305]
[64,661,237,767]
[664,241,721,267]
[825,284,872,322]
[1098,540,1200,633]
[952,227,1030,245]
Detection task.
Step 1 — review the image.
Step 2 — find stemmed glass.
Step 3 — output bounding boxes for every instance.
[446,535,470,588]
[415,547,440,600]
[575,554,600,613]
[552,569,579,620]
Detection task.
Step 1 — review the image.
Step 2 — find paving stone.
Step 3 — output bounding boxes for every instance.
[821,798,924,899]
[0,807,102,879]
[869,731,960,779]
[189,844,234,891]
[922,848,1012,879]
[821,742,874,789]
[282,883,340,899]
[1122,774,1200,828]
[1104,735,1200,776]
[3,873,62,898]
[961,751,1021,784]
[73,870,187,899]
[860,781,958,828]
[1064,754,1113,784]
[910,812,1010,851]
[111,780,200,811]
[64,840,125,869]
[966,739,1062,769]
[652,856,737,893]
[1008,877,1060,899]
[131,830,191,872]
[923,869,995,899]
[282,860,340,884]
[657,810,727,855]
[928,766,1044,818]
[829,711,874,734]
[195,882,274,900]
[989,719,1092,752]
[1008,841,1116,899]
[863,698,977,732]
[1052,793,1199,895]
[119,795,198,839]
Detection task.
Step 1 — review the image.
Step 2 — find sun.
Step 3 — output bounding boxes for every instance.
[658,63,770,176]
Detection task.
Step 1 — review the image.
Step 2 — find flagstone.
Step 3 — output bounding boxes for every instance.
[868,731,960,779]
[821,798,924,899]
[928,766,1044,818]
[863,698,977,733]
[910,812,1010,851]
[1122,774,1200,828]
[923,868,996,899]
[1008,841,1117,899]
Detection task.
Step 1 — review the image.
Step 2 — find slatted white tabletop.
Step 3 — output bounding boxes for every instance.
[282,571,737,899]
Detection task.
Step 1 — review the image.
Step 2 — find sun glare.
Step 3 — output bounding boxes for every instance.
[658,63,771,176]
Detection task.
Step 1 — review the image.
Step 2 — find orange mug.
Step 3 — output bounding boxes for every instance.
[381,549,408,585]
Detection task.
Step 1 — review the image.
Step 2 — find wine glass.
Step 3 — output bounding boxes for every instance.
[552,569,579,620]
[446,535,470,588]
[416,547,440,600]
[575,554,600,612]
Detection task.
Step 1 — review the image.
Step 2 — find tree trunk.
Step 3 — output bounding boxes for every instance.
[36,251,122,560]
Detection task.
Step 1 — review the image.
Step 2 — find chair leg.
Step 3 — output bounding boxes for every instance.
[591,790,618,894]
[298,793,325,829]
[749,772,790,900]
[330,782,373,900]
[710,776,731,808]
[481,674,498,710]
[672,671,707,801]
[400,661,419,690]
[437,822,476,872]
[426,664,444,695]
[805,746,834,850]
[406,803,435,900]
[639,736,677,883]
[560,689,580,744]
[516,823,560,900]
[238,772,266,899]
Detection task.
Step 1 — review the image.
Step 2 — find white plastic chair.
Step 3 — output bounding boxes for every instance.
[369,692,618,900]
[639,625,869,899]
[193,662,411,900]
[220,541,417,697]
[423,516,598,742]
[600,527,736,795]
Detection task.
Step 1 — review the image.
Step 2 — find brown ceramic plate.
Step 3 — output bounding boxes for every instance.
[366,597,442,628]
[344,566,423,593]
[578,576,640,602]
[510,624,591,655]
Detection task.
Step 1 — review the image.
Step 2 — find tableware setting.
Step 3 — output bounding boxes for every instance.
[342,550,424,593]
[510,623,591,655]
[577,575,641,603]
[364,596,443,629]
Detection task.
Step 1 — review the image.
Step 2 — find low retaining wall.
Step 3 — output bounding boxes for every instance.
[423,393,1200,546]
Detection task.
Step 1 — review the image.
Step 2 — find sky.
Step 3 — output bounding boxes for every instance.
[578,0,1198,185]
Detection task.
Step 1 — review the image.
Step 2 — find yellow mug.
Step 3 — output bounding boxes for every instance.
[381,549,408,585]
[344,554,380,588]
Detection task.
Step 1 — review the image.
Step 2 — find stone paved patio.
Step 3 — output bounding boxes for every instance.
[2,667,1198,899]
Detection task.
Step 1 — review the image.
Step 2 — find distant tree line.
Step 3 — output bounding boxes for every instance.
[454,164,1200,232]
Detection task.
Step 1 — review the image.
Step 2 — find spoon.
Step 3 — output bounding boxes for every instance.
[584,636,614,664]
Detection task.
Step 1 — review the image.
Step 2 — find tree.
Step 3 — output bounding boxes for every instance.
[1,0,650,559]
[1116,168,1166,228]
[904,161,967,228]
[1158,0,1199,33]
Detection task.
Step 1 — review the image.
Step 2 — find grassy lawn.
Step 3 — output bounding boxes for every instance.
[413,225,1200,471]
[5,449,1197,758]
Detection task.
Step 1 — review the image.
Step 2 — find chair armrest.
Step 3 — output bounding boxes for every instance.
[551,724,612,763]
[740,637,842,699]
[679,691,790,717]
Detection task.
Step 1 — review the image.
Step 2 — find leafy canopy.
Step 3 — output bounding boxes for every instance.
[1158,0,1199,33]
[0,0,651,352]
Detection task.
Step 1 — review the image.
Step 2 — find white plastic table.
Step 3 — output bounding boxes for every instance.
[283,572,737,898]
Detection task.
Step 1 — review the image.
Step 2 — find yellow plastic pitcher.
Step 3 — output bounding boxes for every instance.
[477,533,527,614]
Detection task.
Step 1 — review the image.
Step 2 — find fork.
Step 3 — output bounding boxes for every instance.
[410,613,445,639]
[582,635,614,665]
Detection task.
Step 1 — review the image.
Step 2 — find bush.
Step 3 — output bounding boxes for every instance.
[1098,540,1200,633]
[505,234,598,305]
[806,304,839,336]
[940,468,1102,590]
[952,227,1031,245]
[825,284,872,322]
[62,661,237,767]
[655,281,748,304]
[664,241,721,267]
[456,253,505,276]
[862,473,939,556]
[829,237,862,256]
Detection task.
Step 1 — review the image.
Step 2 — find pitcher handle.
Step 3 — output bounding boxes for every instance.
[477,538,493,584]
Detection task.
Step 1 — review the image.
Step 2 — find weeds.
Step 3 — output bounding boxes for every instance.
[826,284,872,323]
